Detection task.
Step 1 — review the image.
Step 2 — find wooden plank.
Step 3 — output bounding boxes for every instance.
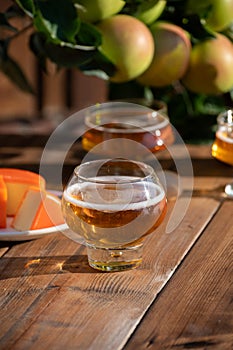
[193,176,233,191]
[185,176,233,201]
[155,145,233,178]
[0,246,10,257]
[124,200,233,350]
[0,196,221,349]
[0,232,86,348]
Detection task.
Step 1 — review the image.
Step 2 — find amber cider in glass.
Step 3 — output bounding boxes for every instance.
[212,110,233,166]
[61,159,167,271]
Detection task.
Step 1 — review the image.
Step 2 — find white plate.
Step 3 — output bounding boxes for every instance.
[0,190,69,241]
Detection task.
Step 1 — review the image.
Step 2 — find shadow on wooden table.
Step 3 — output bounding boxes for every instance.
[0,254,100,279]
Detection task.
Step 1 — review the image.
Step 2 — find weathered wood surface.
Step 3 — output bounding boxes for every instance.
[125,200,233,350]
[0,143,232,349]
[1,135,233,180]
[0,196,224,349]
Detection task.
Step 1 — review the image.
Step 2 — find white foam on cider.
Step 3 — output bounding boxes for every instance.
[217,130,233,144]
[63,179,165,212]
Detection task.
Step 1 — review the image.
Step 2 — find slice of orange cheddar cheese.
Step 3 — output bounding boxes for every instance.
[0,175,7,228]
[12,186,64,231]
[0,168,46,216]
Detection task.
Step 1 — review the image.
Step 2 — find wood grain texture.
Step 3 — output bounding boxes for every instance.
[0,197,220,349]
[124,200,233,350]
[0,145,232,349]
[0,246,10,257]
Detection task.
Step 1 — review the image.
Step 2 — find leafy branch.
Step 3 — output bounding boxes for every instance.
[0,0,232,142]
[0,0,116,93]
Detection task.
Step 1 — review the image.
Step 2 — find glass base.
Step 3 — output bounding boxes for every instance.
[86,244,143,272]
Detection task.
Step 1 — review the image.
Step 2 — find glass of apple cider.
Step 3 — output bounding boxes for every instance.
[81,101,174,156]
[62,159,167,272]
[212,109,233,166]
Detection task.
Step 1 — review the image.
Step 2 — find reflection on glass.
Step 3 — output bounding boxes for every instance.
[62,159,167,272]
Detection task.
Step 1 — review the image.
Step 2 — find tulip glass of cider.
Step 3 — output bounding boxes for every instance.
[212,109,233,166]
[62,159,167,272]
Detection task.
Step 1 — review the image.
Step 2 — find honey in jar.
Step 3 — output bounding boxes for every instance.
[82,102,174,155]
[212,109,233,166]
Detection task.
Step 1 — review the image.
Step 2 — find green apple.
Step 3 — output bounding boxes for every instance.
[97,15,155,83]
[134,0,167,25]
[182,33,233,95]
[137,21,191,87]
[186,0,233,32]
[76,0,125,23]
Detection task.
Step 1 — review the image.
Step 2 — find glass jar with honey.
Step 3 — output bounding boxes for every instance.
[82,101,174,156]
[212,109,233,166]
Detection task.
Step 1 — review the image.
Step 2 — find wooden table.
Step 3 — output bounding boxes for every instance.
[0,132,232,349]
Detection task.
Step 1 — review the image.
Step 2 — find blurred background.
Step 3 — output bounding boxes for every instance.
[0,0,108,128]
[0,0,232,142]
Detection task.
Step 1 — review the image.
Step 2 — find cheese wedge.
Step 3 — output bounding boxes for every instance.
[0,175,7,228]
[0,168,46,216]
[12,187,64,231]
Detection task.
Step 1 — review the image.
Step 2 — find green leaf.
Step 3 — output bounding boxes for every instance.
[15,0,34,17]
[30,31,115,78]
[222,24,233,42]
[182,14,216,43]
[29,32,47,71]
[33,0,80,44]
[0,41,34,93]
[123,0,162,14]
[229,90,233,102]
[79,50,116,79]
[75,22,102,47]
[30,32,97,68]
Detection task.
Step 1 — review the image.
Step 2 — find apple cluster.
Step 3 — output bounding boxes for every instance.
[77,0,233,95]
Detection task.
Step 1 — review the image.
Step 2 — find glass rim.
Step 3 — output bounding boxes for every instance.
[84,109,169,134]
[73,158,157,184]
[217,109,233,126]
